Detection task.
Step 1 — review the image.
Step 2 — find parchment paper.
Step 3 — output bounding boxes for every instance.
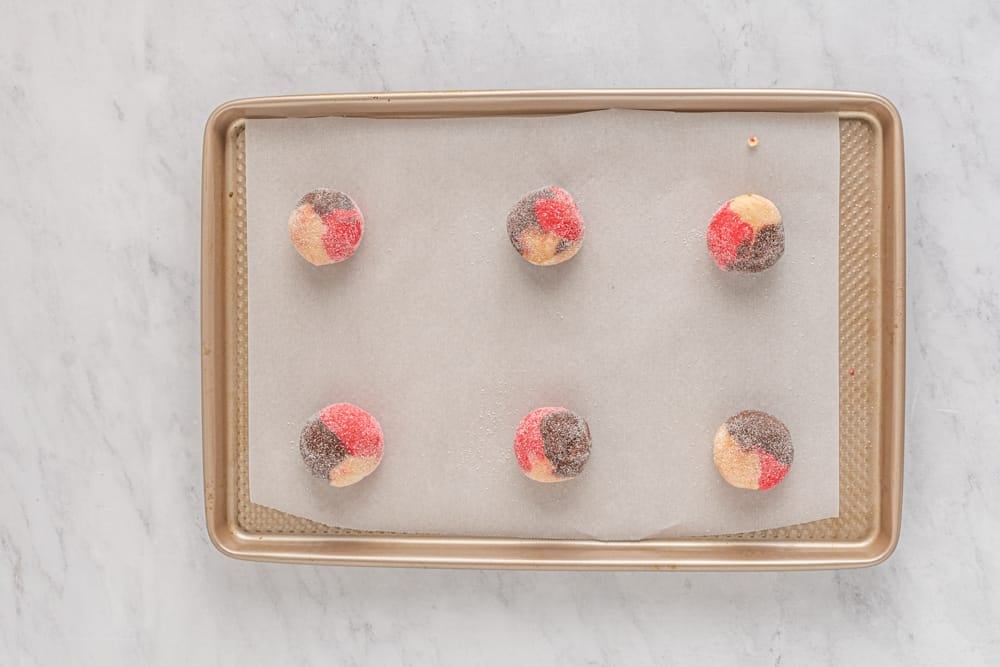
[246,110,839,539]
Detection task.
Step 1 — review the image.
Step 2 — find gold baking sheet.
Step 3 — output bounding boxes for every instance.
[201,90,905,570]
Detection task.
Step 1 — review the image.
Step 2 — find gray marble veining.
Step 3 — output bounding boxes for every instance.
[1,0,998,664]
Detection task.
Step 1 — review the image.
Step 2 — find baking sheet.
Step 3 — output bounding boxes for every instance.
[246,109,840,540]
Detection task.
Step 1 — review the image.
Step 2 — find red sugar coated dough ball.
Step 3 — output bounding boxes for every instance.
[288,189,364,265]
[513,407,591,483]
[299,403,384,487]
[507,186,585,266]
[706,194,784,273]
[713,410,793,490]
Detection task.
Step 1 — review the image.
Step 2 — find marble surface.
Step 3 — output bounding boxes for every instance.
[1,0,998,664]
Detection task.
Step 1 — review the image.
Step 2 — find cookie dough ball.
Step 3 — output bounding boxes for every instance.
[713,410,793,490]
[288,189,364,265]
[299,403,384,487]
[514,407,591,483]
[507,186,585,266]
[706,194,784,272]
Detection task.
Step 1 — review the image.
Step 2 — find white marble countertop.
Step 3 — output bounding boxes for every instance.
[2,1,997,664]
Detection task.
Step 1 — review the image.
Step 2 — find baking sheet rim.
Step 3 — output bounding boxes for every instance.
[201,89,905,570]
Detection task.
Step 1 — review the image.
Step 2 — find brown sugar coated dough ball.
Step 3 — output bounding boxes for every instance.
[299,403,384,487]
[513,407,592,483]
[288,189,364,265]
[507,186,585,266]
[706,194,784,272]
[713,410,793,490]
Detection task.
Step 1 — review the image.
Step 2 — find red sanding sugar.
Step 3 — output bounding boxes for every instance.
[534,188,584,241]
[756,450,791,491]
[707,205,754,268]
[321,208,364,263]
[319,403,383,458]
